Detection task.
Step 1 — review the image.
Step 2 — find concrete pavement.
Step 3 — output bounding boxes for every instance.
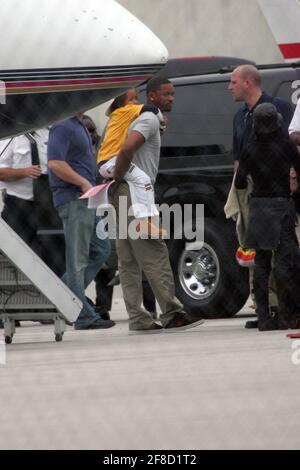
[0,291,300,450]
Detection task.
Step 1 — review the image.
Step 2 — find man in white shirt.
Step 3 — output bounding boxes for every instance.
[289,101,300,196]
[0,129,49,250]
[289,98,300,142]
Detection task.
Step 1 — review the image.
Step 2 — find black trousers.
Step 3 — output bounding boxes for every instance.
[95,269,156,314]
[253,213,295,318]
[1,195,40,254]
[95,268,115,314]
[142,279,157,314]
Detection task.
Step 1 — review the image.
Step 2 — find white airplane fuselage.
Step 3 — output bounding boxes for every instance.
[0,0,168,139]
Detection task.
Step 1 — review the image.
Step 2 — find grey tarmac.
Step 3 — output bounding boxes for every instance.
[0,292,299,450]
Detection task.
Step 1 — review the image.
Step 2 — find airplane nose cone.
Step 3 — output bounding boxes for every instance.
[87,0,169,67]
[115,6,169,66]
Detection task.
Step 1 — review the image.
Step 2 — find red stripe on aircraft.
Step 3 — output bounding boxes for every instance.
[279,43,300,59]
[5,75,148,89]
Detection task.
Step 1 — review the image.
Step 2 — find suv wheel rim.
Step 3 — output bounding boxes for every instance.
[178,243,220,300]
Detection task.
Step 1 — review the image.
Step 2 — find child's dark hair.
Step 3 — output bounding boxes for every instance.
[108,92,130,114]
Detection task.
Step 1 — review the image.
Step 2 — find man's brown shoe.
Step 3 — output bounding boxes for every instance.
[164,313,205,332]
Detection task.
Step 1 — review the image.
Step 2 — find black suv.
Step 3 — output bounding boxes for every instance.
[37,56,300,319]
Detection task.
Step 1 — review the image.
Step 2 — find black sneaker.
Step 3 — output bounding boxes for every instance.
[100,312,111,321]
[164,313,205,332]
[258,318,278,331]
[278,316,300,330]
[129,323,163,335]
[94,308,111,321]
[74,318,115,330]
[245,320,258,329]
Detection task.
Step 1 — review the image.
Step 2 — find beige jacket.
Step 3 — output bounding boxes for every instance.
[224,174,252,246]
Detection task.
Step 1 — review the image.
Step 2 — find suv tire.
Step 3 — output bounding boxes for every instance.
[169,218,249,318]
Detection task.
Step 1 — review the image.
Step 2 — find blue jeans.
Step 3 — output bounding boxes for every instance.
[58,199,110,326]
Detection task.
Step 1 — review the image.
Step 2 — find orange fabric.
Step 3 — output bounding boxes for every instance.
[235,247,256,267]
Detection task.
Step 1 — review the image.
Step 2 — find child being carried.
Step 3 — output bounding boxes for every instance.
[97,88,166,237]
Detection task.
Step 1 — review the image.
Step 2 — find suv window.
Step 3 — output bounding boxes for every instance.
[161,80,240,156]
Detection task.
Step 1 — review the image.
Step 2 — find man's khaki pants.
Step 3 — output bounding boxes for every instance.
[110,182,184,330]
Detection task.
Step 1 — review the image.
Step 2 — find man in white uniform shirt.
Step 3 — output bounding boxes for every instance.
[0,129,49,250]
[289,98,300,143]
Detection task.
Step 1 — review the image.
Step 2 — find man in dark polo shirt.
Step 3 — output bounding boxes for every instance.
[229,64,293,172]
[47,114,115,330]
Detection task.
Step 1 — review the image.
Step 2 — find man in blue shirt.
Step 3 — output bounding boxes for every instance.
[48,114,115,330]
[229,64,294,171]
